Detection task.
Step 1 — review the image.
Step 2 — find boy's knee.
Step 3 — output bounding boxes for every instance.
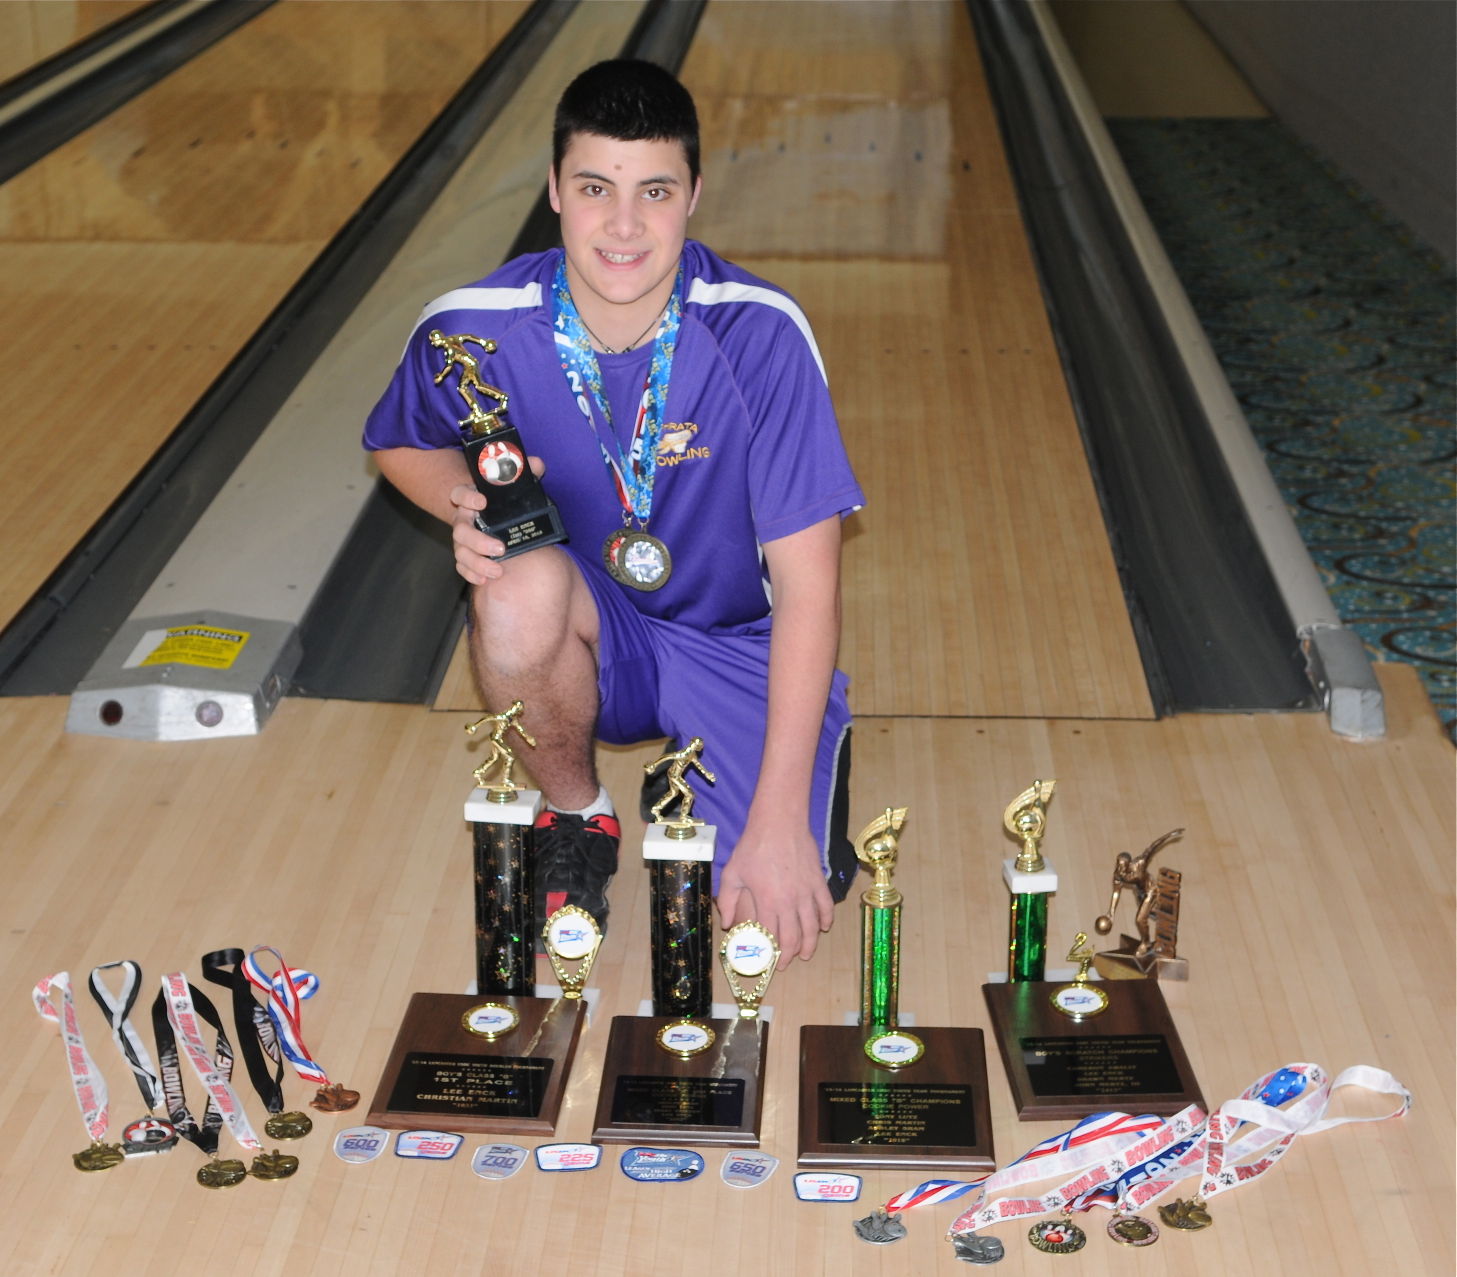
[469,548,594,673]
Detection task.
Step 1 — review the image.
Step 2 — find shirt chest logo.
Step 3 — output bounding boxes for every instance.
[656,422,711,467]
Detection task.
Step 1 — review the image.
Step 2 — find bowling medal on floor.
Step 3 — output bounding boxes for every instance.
[197,1157,248,1189]
[1107,1213,1160,1246]
[310,1082,360,1113]
[1028,1217,1086,1254]
[249,1148,300,1181]
[73,1141,125,1172]
[121,1115,178,1157]
[951,1232,1005,1264]
[853,1207,908,1244]
[264,1111,313,1140]
[1159,1197,1213,1230]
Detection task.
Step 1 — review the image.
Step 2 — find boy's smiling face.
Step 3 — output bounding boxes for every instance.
[549,132,701,338]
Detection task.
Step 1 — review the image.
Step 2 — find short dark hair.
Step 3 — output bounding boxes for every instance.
[553,59,700,183]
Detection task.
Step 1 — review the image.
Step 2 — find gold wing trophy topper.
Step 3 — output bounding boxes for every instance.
[1093,829,1188,981]
[1049,933,1109,1021]
[429,330,567,557]
[465,699,537,803]
[1002,780,1058,982]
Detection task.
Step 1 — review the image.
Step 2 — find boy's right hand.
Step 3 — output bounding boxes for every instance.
[448,456,547,584]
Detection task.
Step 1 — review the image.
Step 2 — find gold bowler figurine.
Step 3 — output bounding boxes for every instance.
[465,700,537,801]
[644,737,715,837]
[1093,828,1188,980]
[429,330,509,434]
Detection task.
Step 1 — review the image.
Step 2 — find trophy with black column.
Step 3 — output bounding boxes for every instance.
[431,330,566,557]
[593,738,770,1146]
[798,807,995,1171]
[365,702,592,1136]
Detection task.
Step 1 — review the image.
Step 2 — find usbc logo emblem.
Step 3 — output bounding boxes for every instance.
[535,1143,602,1172]
[793,1172,862,1203]
[721,1151,778,1189]
[619,1147,705,1182]
[471,1143,528,1181]
[333,1125,390,1165]
[395,1130,464,1160]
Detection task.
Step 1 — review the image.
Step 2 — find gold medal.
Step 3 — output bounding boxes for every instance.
[249,1148,300,1181]
[72,1141,125,1172]
[1108,1213,1160,1246]
[1158,1197,1213,1230]
[1028,1217,1087,1254]
[264,1111,314,1140]
[197,1157,249,1189]
[603,529,671,591]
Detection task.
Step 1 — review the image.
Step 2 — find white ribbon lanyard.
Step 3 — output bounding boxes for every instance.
[162,971,262,1152]
[33,971,111,1146]
[88,960,164,1112]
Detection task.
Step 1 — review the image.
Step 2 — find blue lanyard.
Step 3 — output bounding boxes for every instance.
[552,257,682,525]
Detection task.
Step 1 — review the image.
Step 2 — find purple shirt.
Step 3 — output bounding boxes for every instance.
[364,241,863,633]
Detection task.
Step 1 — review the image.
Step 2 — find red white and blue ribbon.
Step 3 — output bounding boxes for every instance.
[881,1111,1169,1222]
[241,947,330,1087]
[33,971,111,1145]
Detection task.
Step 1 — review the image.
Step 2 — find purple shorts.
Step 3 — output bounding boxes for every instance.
[568,546,855,899]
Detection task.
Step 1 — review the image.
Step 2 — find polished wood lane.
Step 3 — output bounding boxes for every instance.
[0,665,1447,1273]
[0,0,530,633]
[687,1,1152,720]
[0,0,153,86]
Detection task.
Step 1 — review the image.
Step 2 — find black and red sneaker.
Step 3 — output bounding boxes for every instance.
[533,809,620,936]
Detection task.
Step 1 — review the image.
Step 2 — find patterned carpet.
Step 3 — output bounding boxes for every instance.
[1110,119,1456,741]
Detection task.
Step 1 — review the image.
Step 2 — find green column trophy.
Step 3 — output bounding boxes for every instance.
[364,702,592,1136]
[982,796,1204,1121]
[798,807,995,1171]
[592,738,770,1147]
[1003,780,1058,982]
[431,330,566,557]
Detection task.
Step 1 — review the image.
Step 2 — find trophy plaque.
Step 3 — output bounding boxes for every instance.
[364,989,585,1136]
[593,740,767,1147]
[1092,829,1189,980]
[430,329,566,558]
[798,808,996,1171]
[982,933,1204,1122]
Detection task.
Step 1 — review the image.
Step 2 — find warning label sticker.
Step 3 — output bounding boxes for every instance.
[126,626,251,671]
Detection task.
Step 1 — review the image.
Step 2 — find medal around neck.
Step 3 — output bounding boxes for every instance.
[719,921,779,1019]
[429,330,566,559]
[543,905,602,998]
[798,805,997,1172]
[603,528,672,591]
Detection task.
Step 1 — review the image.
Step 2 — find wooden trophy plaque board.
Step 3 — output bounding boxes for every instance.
[366,992,583,1136]
[981,979,1204,1121]
[797,1025,996,1171]
[591,1015,767,1147]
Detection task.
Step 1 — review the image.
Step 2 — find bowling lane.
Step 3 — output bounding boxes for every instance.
[0,0,155,85]
[0,0,530,633]
[681,2,1154,720]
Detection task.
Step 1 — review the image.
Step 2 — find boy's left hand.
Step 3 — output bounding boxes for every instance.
[716,821,833,967]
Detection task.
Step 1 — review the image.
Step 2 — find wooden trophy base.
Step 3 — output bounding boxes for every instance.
[797,1025,996,1171]
[591,1015,766,1147]
[982,979,1204,1122]
[366,992,583,1136]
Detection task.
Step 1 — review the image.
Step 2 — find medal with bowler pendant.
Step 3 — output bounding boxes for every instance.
[603,526,672,591]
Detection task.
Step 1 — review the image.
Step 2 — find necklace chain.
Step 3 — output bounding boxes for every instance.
[577,305,665,355]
